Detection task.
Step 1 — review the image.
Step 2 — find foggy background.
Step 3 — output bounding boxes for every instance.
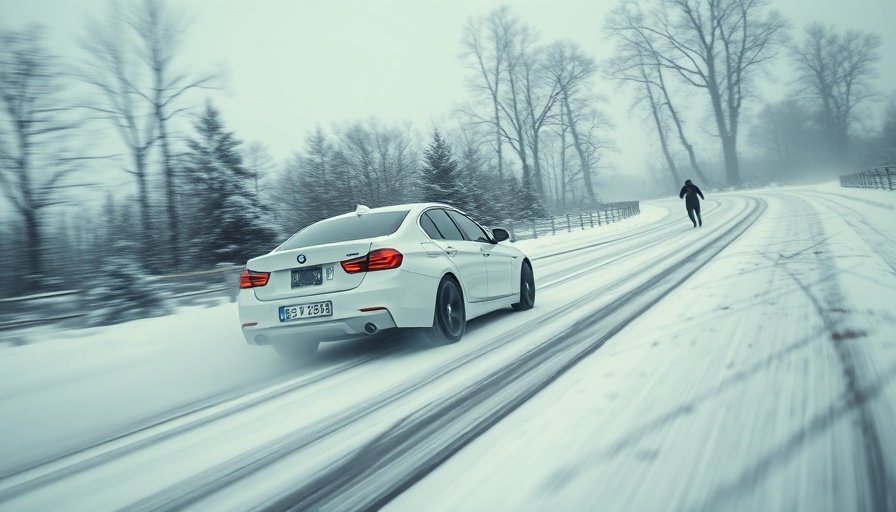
[1,0,894,315]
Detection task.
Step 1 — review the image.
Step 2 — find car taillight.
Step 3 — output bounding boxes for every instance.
[341,249,403,274]
[239,269,270,288]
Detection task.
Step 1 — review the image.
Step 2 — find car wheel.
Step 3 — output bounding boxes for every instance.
[273,341,320,360]
[512,261,535,311]
[423,276,465,346]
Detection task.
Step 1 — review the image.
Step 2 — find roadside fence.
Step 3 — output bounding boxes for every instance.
[840,166,896,191]
[502,201,641,242]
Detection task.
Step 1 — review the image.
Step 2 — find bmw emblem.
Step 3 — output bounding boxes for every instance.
[297,254,307,264]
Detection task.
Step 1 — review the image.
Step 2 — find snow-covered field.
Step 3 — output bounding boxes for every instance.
[1,182,895,511]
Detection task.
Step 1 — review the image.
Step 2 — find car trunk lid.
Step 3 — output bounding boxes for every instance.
[247,241,372,301]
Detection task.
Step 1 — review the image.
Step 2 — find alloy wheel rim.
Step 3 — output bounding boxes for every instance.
[442,283,463,335]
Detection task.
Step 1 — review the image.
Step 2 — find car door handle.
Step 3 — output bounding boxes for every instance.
[479,247,490,256]
[445,247,458,256]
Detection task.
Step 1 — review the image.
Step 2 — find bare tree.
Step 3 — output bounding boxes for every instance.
[880,97,896,164]
[462,7,514,178]
[0,27,97,283]
[606,43,681,187]
[522,45,562,199]
[545,41,603,206]
[607,0,788,187]
[332,120,417,207]
[605,28,709,186]
[243,141,275,195]
[462,6,547,215]
[132,0,218,267]
[791,23,881,165]
[81,0,217,268]
[497,18,544,213]
[80,5,157,256]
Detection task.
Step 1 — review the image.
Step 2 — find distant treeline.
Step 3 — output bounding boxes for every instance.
[1,1,893,298]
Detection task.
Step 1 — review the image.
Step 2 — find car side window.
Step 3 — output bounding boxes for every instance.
[425,209,465,241]
[419,212,444,239]
[447,210,492,243]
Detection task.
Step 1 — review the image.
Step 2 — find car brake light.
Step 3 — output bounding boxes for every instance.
[240,269,270,288]
[341,249,403,274]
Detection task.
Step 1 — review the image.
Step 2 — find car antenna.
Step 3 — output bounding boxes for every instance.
[354,204,370,216]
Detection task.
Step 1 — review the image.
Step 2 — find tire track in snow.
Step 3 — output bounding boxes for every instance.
[533,199,721,263]
[534,200,737,289]
[694,363,896,512]
[0,347,403,502]
[800,190,896,275]
[693,192,892,512]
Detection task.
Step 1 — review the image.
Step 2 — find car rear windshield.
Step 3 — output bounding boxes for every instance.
[277,211,410,250]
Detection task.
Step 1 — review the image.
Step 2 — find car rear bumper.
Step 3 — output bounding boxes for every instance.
[237,268,438,345]
[241,308,397,345]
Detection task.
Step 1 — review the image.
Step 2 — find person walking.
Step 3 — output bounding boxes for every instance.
[679,179,705,227]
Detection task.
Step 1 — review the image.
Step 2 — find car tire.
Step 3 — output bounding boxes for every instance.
[273,341,320,360]
[512,261,535,311]
[423,276,465,346]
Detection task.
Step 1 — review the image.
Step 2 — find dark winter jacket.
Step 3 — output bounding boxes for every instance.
[679,181,704,209]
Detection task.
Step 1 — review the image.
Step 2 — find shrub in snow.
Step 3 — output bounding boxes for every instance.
[84,256,171,327]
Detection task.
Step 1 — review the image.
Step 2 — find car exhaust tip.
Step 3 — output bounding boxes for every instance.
[364,322,378,334]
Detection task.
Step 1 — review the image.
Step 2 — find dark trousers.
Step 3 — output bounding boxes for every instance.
[687,204,702,227]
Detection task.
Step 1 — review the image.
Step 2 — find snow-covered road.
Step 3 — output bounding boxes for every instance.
[1,183,894,511]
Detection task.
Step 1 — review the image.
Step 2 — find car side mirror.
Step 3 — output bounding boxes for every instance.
[492,227,510,242]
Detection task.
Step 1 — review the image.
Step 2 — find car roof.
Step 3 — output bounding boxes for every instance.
[330,202,457,219]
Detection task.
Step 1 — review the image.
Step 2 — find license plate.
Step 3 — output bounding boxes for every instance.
[291,266,322,287]
[279,301,332,321]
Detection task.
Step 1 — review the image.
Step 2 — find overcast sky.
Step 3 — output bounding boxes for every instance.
[2,0,894,185]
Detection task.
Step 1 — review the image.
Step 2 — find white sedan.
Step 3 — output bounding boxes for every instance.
[238,203,535,359]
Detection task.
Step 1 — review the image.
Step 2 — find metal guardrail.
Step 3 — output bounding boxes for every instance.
[0,266,244,333]
[503,201,641,242]
[0,290,85,331]
[840,166,896,190]
[150,264,243,303]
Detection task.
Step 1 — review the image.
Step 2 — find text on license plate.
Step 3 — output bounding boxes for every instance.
[279,301,332,321]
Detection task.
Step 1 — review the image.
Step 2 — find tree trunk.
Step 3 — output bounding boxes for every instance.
[646,85,682,188]
[721,132,740,187]
[560,110,567,210]
[157,109,180,269]
[530,131,545,199]
[655,66,708,184]
[494,101,503,178]
[23,202,41,279]
[707,83,740,186]
[134,148,152,256]
[563,91,597,206]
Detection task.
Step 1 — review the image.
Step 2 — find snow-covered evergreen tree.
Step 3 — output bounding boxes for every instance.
[420,129,463,207]
[271,128,355,235]
[519,172,548,220]
[182,102,279,267]
[298,128,353,221]
[455,139,495,222]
